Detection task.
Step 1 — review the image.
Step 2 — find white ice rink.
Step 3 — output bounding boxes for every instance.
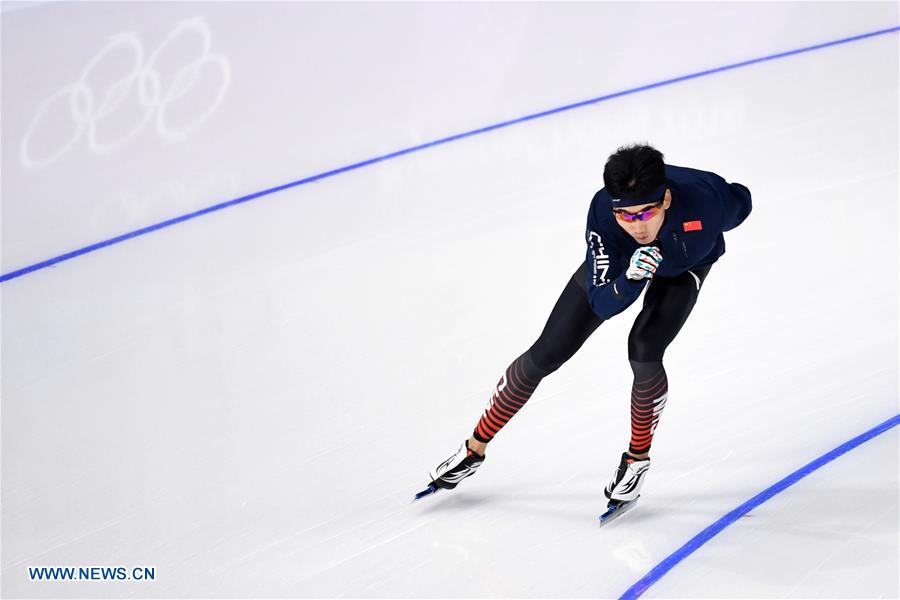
[2,2,898,598]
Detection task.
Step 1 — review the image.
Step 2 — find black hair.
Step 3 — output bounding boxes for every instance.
[602,143,665,200]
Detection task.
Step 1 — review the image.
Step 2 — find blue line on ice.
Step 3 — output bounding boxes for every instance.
[619,413,900,599]
[2,25,898,284]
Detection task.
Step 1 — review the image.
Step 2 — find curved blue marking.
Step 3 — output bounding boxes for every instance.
[2,25,898,284]
[619,413,900,600]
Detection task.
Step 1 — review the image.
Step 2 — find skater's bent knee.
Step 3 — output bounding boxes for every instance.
[521,348,557,379]
[627,334,665,363]
[628,359,664,378]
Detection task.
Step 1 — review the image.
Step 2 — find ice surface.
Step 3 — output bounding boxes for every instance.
[2,2,897,598]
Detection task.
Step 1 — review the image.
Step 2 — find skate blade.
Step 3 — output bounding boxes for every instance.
[598,498,638,525]
[412,483,442,503]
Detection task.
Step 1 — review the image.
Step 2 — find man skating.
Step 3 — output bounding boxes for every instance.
[421,144,752,513]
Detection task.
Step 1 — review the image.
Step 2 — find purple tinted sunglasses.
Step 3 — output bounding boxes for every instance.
[613,199,664,223]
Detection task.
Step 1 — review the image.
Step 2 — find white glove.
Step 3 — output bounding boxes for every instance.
[626,246,663,280]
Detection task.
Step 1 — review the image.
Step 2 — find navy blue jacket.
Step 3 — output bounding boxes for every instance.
[585,164,752,320]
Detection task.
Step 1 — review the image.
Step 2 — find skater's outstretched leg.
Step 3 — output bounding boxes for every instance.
[471,350,549,445]
[472,263,603,445]
[427,262,603,491]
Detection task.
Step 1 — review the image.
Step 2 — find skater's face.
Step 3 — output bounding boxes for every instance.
[613,189,672,245]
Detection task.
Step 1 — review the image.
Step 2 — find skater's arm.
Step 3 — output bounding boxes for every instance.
[703,172,752,232]
[585,218,647,321]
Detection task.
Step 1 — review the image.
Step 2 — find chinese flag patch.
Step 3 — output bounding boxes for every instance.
[683,220,703,232]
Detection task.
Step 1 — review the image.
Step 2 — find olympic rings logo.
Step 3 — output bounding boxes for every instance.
[20,18,231,170]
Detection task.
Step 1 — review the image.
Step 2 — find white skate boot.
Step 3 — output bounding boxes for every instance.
[599,452,650,524]
[413,439,485,501]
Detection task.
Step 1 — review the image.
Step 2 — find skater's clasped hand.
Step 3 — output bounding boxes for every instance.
[626,246,662,280]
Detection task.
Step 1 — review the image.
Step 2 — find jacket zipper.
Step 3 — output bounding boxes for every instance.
[672,231,689,259]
